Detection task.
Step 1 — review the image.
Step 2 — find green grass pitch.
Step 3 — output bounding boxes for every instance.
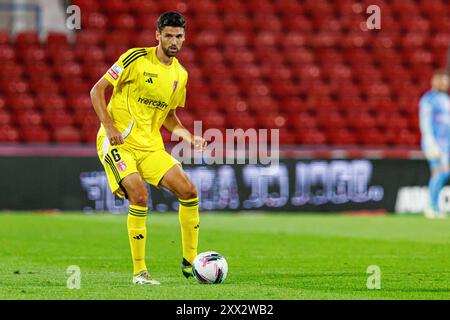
[0,212,449,300]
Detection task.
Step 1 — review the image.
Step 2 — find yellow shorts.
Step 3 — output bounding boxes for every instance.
[97,135,180,198]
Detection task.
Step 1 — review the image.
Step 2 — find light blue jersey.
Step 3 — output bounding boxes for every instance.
[419,90,450,154]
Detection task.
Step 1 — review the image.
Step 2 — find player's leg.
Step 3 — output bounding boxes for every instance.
[159,164,199,278]
[426,158,450,219]
[97,136,158,284]
[138,150,199,277]
[119,173,157,285]
[137,149,199,278]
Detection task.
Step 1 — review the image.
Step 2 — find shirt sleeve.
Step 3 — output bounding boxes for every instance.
[419,97,437,145]
[103,48,145,87]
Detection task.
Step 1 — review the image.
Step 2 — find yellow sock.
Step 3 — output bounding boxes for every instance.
[127,204,148,275]
[179,197,199,264]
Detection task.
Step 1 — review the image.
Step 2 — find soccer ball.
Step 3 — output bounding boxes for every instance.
[192,251,228,284]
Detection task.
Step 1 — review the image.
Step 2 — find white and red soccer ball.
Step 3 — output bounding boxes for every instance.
[192,251,228,284]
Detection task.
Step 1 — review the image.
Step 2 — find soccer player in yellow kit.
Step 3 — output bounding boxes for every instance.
[90,12,205,285]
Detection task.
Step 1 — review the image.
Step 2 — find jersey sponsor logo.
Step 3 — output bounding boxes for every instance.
[112,64,123,75]
[108,69,119,80]
[137,97,169,110]
[115,160,127,172]
[107,64,123,80]
[143,72,158,84]
[143,72,158,77]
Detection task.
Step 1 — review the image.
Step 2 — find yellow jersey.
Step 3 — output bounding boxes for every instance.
[99,46,188,151]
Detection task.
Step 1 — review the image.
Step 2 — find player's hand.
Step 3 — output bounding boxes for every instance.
[106,126,124,146]
[192,135,207,152]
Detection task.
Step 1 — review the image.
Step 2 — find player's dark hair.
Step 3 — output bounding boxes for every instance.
[157,11,186,32]
[434,69,449,77]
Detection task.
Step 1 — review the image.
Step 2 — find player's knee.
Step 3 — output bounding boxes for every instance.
[178,183,198,200]
[129,190,148,207]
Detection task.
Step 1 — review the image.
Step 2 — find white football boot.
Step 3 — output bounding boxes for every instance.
[424,207,437,219]
[132,270,160,285]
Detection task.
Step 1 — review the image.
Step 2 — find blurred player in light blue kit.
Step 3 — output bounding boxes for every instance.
[419,69,450,219]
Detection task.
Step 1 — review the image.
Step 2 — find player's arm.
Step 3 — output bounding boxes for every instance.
[90,77,124,146]
[163,110,206,150]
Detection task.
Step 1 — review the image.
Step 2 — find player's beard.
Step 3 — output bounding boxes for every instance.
[163,45,180,57]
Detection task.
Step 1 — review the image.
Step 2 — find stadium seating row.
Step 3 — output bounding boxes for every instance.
[0,0,448,145]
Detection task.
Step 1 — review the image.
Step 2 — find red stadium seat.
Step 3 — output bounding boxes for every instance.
[0,31,10,45]
[358,129,388,146]
[102,31,133,48]
[60,80,90,95]
[103,45,129,64]
[75,45,105,64]
[0,62,23,79]
[3,80,27,95]
[132,31,157,48]
[15,31,40,48]
[7,94,35,109]
[223,14,252,30]
[135,12,160,30]
[83,62,109,83]
[104,0,130,13]
[46,32,69,49]
[287,112,320,130]
[47,47,76,63]
[0,125,20,142]
[316,112,346,131]
[190,0,218,14]
[0,45,15,61]
[327,128,357,146]
[217,0,246,13]
[128,0,160,13]
[294,130,327,145]
[72,0,100,12]
[52,62,83,82]
[0,94,6,106]
[276,0,305,14]
[246,0,275,14]
[43,110,75,128]
[15,109,43,126]
[24,62,50,77]
[110,14,136,30]
[197,111,227,129]
[347,113,377,131]
[73,109,99,127]
[226,113,258,130]
[247,96,280,114]
[81,12,108,29]
[0,110,12,125]
[81,124,99,143]
[29,79,60,95]
[256,114,288,129]
[21,125,51,143]
[36,94,66,110]
[278,129,296,145]
[52,126,82,143]
[67,96,92,111]
[76,30,103,46]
